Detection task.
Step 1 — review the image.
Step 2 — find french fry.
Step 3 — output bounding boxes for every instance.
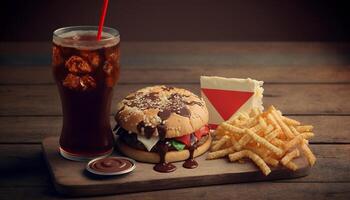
[296,125,314,132]
[264,124,275,135]
[207,146,235,160]
[229,150,271,175]
[290,126,300,136]
[267,113,281,130]
[238,134,252,148]
[265,128,281,141]
[214,135,224,141]
[263,156,279,167]
[271,110,294,139]
[300,132,315,140]
[245,146,270,158]
[246,129,283,156]
[285,161,298,171]
[301,142,316,166]
[207,105,316,176]
[246,117,258,128]
[268,105,277,112]
[220,122,245,134]
[284,135,303,151]
[249,124,262,133]
[213,129,225,139]
[223,139,233,148]
[239,112,250,121]
[213,131,225,139]
[281,116,301,126]
[271,138,285,148]
[211,135,230,151]
[259,117,268,130]
[234,120,247,127]
[250,107,261,117]
[281,149,300,166]
[230,136,242,151]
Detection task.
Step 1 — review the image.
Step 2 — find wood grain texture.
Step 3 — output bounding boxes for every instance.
[0,84,349,116]
[0,42,349,199]
[1,42,350,84]
[1,65,350,85]
[1,144,349,187]
[0,116,347,144]
[42,137,310,196]
[1,183,350,200]
[2,42,350,67]
[2,42,350,55]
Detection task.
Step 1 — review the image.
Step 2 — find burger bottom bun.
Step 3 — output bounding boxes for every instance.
[116,135,212,163]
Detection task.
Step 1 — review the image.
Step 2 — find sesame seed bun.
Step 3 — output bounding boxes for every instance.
[115,85,209,138]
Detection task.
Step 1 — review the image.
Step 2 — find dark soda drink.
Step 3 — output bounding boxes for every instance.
[52,26,120,161]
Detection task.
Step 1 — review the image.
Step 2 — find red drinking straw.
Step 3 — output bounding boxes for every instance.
[97,0,109,41]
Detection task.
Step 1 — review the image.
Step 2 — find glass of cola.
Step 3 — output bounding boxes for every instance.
[52,26,120,161]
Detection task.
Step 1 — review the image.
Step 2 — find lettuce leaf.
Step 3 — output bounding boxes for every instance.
[170,140,186,151]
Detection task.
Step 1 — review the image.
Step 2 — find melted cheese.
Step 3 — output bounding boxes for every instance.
[137,134,159,152]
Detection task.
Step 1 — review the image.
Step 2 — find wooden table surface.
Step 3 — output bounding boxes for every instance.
[0,42,349,199]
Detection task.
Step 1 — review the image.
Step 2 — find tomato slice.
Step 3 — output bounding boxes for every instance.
[174,134,191,146]
[174,125,209,146]
[194,125,209,140]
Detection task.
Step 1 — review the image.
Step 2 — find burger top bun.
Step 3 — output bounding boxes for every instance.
[115,85,209,138]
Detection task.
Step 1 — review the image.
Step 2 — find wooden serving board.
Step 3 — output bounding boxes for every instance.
[42,137,310,197]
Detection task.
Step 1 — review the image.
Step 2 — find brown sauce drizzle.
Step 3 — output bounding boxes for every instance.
[144,92,159,100]
[153,124,176,173]
[157,109,172,121]
[89,157,133,173]
[157,93,193,121]
[137,121,155,139]
[183,144,198,169]
[156,124,167,141]
[153,141,177,173]
[177,107,191,117]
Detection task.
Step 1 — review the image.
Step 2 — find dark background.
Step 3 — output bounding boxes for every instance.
[1,0,350,41]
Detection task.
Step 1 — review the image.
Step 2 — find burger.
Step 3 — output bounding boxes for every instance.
[114,85,211,172]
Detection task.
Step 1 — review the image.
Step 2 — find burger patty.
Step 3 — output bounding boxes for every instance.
[117,127,209,152]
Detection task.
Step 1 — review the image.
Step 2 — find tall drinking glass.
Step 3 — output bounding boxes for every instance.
[52,26,120,161]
